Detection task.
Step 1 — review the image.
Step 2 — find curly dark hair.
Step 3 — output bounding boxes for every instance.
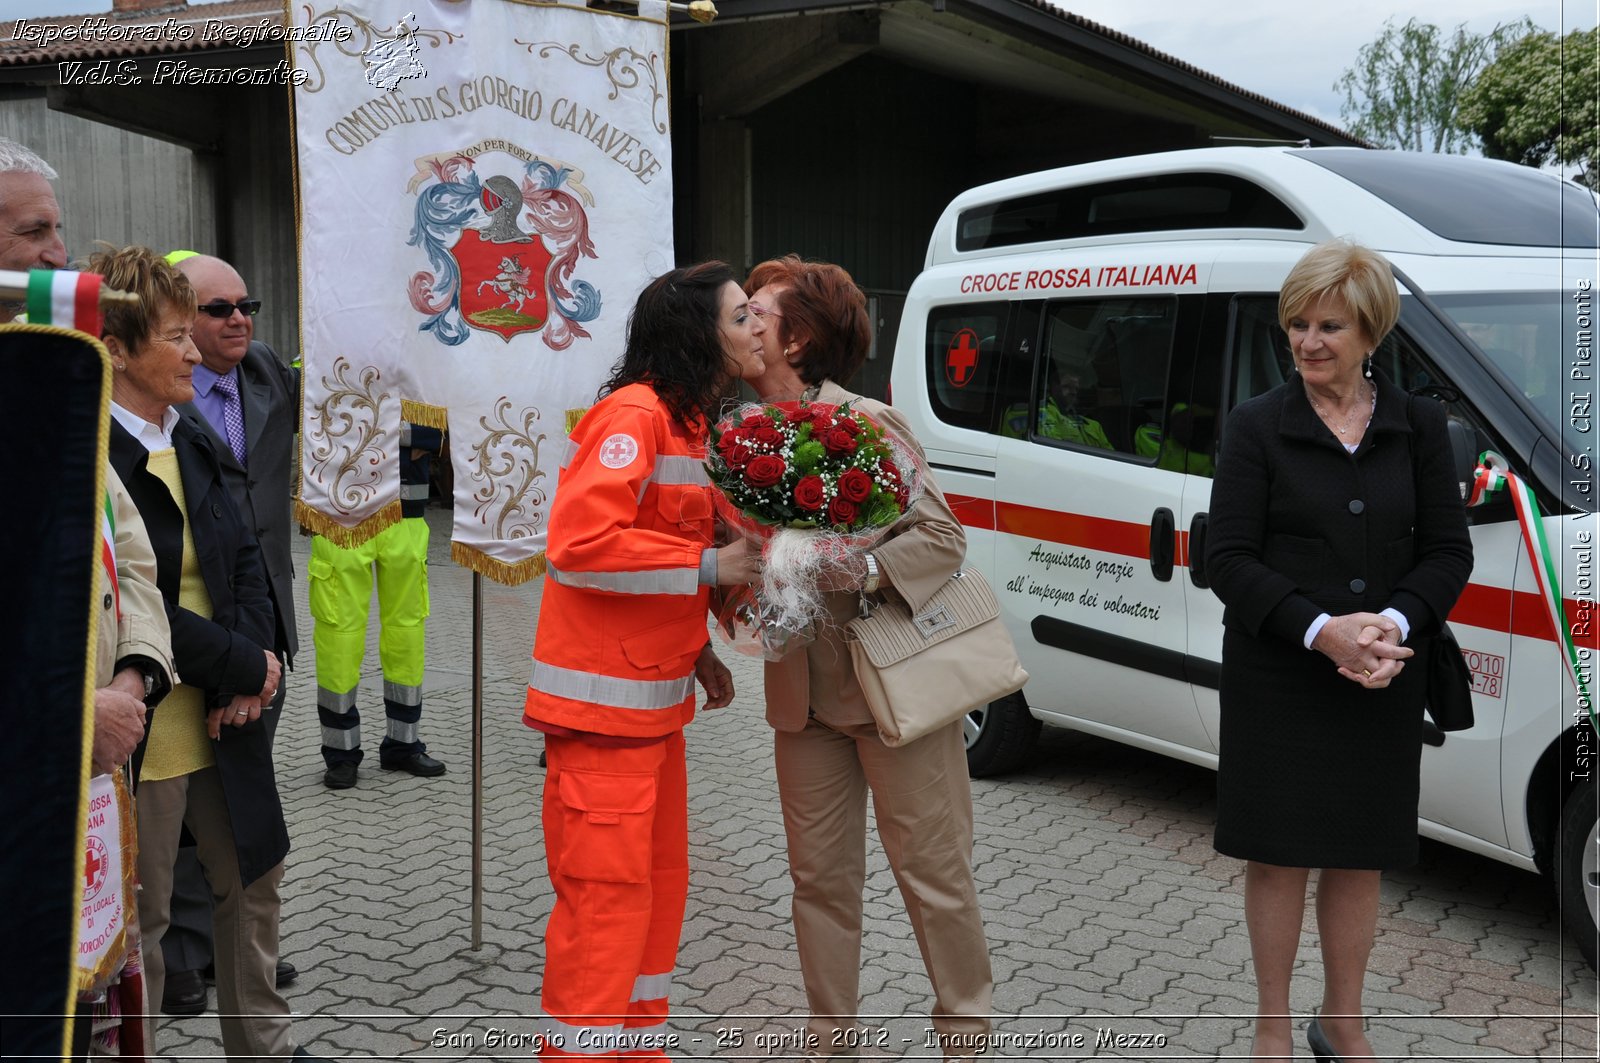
[600,261,738,425]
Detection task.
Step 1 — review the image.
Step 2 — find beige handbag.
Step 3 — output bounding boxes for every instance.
[845,569,1028,747]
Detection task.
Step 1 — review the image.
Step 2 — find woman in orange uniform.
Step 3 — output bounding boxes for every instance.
[524,261,764,1060]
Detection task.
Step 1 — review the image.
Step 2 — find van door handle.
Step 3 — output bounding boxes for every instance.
[1188,512,1209,588]
[1149,507,1175,582]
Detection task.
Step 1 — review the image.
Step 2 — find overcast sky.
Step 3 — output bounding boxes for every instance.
[6,0,1596,130]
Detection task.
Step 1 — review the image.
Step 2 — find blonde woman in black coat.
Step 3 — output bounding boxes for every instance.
[1206,239,1473,1062]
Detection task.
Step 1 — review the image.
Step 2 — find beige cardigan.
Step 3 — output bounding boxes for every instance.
[762,379,967,732]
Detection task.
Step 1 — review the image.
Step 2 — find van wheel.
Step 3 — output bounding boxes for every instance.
[964,692,1041,778]
[1557,783,1599,970]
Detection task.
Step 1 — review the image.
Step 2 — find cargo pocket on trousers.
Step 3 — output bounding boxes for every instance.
[556,770,657,883]
[306,556,344,626]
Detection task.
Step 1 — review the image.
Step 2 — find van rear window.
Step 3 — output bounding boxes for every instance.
[956,174,1303,251]
[1290,148,1599,248]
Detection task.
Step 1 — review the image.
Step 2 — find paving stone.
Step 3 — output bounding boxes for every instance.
[148,509,1599,1061]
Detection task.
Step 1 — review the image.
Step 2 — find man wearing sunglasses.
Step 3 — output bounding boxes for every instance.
[163,251,304,1014]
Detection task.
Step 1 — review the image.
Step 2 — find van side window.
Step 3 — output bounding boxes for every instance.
[925,303,1034,433]
[1006,297,1178,461]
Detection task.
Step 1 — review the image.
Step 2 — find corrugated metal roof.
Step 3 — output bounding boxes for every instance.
[1023,0,1356,144]
[0,0,289,66]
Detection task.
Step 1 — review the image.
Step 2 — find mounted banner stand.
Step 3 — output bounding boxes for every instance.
[289,0,709,945]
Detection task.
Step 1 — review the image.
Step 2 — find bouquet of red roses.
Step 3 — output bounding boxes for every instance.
[705,399,922,658]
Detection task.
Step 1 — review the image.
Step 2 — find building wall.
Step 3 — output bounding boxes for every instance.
[0,90,216,277]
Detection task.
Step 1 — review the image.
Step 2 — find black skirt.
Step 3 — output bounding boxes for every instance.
[1213,627,1429,870]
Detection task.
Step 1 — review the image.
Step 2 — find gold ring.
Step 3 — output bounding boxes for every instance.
[1362,669,1372,678]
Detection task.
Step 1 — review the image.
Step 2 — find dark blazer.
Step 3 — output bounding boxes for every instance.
[108,415,290,886]
[176,340,300,660]
[1206,369,1474,646]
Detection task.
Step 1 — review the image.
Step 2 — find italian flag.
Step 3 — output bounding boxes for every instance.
[25,268,102,337]
[102,489,118,621]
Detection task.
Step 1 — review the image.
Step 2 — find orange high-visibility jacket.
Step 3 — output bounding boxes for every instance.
[524,383,715,738]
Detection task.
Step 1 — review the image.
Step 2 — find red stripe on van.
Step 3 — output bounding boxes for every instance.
[948,493,1598,649]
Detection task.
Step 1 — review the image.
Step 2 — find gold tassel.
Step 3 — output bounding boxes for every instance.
[451,541,547,586]
[401,399,449,430]
[294,499,402,547]
[565,406,588,435]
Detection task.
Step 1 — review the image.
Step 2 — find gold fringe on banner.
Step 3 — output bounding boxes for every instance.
[294,499,401,547]
[401,399,449,431]
[565,406,589,435]
[452,540,548,586]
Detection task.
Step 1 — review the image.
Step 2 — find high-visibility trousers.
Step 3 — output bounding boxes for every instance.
[308,519,431,766]
[537,731,688,1062]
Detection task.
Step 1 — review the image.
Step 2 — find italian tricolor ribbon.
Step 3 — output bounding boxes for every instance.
[1467,450,1592,727]
[101,489,118,621]
[25,268,102,337]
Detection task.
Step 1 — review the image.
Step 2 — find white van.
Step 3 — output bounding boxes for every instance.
[890,147,1598,965]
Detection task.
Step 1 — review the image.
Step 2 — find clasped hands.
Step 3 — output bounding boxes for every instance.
[205,649,282,739]
[1312,612,1413,689]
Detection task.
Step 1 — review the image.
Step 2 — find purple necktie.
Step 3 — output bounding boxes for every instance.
[213,372,248,467]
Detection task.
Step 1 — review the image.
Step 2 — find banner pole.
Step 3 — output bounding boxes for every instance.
[471,571,485,950]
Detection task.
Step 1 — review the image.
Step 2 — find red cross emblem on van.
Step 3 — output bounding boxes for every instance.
[946,329,981,388]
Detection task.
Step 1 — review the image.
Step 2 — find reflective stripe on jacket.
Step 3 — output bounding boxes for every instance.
[524,383,714,737]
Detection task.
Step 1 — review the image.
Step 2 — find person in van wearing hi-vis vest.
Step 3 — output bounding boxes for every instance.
[311,421,446,789]
[522,262,764,1060]
[999,367,1112,449]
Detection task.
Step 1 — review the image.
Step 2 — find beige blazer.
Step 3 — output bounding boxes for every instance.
[763,380,967,732]
[95,465,175,689]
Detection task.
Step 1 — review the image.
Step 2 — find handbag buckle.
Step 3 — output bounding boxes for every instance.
[914,604,956,638]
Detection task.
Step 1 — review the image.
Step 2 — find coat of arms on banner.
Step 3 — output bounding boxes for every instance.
[407,145,600,349]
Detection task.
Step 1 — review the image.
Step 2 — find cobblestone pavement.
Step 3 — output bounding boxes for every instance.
[156,509,1598,1060]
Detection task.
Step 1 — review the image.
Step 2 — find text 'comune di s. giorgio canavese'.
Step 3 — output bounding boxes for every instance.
[324,80,663,184]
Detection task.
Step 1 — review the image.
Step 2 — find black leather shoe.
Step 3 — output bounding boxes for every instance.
[323,762,358,789]
[1306,1018,1344,1063]
[381,751,446,777]
[161,968,207,1015]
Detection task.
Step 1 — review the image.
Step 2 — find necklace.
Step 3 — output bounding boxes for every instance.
[1307,380,1375,441]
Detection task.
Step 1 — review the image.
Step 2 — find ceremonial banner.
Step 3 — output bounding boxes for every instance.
[290,0,674,581]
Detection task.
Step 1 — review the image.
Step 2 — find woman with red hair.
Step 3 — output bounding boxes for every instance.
[744,255,992,1062]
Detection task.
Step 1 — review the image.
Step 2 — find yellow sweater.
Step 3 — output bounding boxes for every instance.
[139,448,215,781]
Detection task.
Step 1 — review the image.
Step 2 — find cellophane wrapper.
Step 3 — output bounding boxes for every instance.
[705,399,926,659]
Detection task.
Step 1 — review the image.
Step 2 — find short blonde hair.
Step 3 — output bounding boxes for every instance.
[1278,238,1400,347]
[83,244,194,352]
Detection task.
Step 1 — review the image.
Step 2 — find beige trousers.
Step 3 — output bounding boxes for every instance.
[135,767,295,1061]
[774,716,992,1057]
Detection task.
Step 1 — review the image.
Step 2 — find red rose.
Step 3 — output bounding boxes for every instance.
[743,454,786,489]
[836,416,862,437]
[717,428,747,454]
[723,442,753,470]
[751,425,783,449]
[793,475,827,512]
[741,412,768,429]
[826,496,859,527]
[823,426,859,455]
[894,483,910,508]
[878,458,901,483]
[837,467,872,503]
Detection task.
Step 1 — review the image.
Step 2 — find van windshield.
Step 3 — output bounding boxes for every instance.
[1431,291,1588,442]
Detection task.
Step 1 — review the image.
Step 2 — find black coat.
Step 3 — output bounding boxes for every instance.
[1204,369,1473,868]
[175,340,300,660]
[108,415,289,886]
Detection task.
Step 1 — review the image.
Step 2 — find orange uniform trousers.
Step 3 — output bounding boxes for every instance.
[538,731,688,1061]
